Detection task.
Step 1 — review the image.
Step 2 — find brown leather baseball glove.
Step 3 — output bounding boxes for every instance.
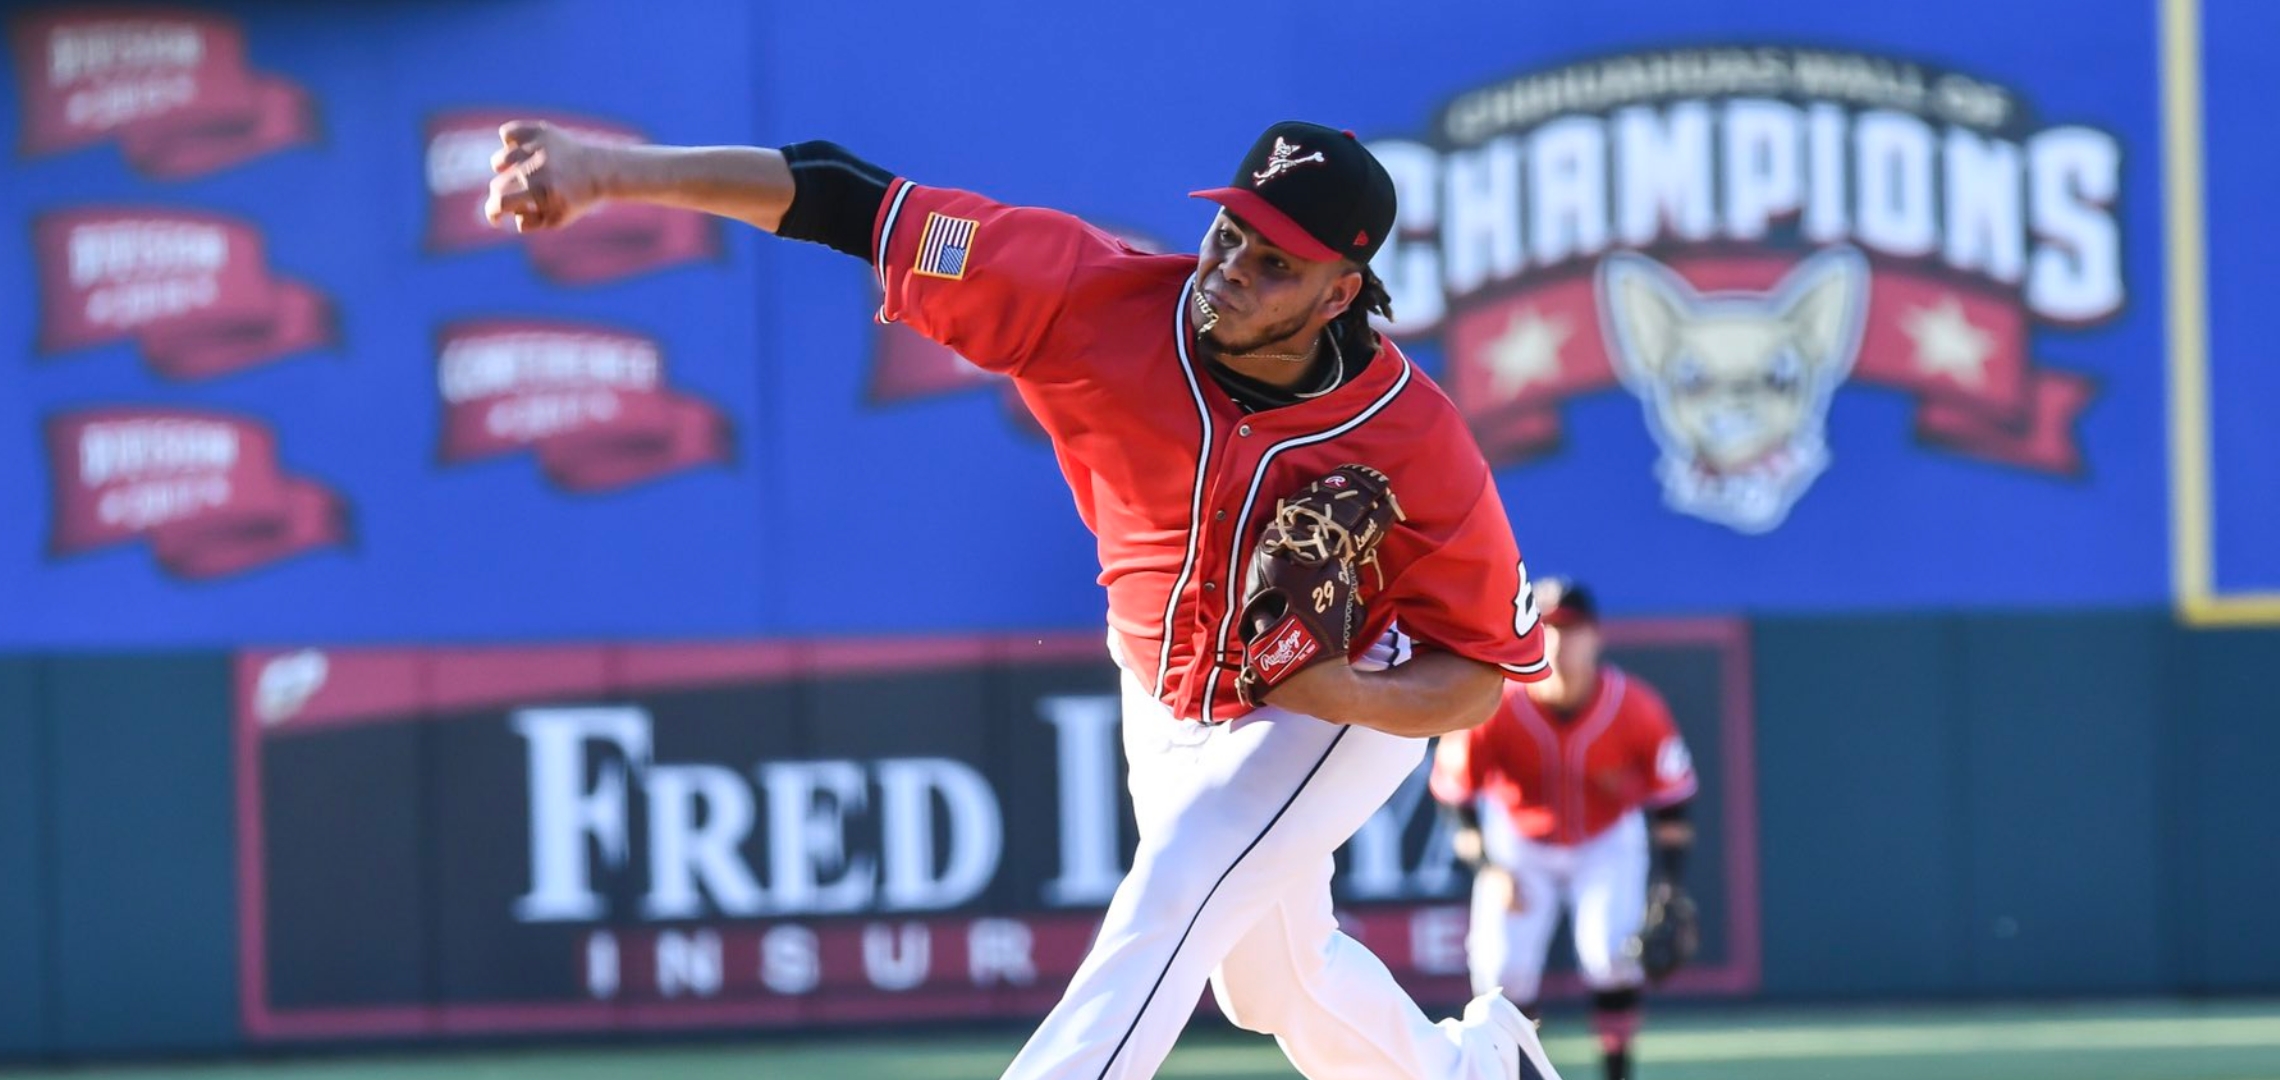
[1230,464,1404,707]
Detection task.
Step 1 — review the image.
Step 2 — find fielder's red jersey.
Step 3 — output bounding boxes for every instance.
[872,180,1548,722]
[1429,667,1697,845]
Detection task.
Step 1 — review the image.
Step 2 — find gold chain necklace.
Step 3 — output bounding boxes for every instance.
[1193,286,1340,390]
[1289,332,1345,399]
[1240,344,1317,364]
[1196,287,1317,363]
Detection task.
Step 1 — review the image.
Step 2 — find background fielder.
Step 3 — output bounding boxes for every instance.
[1431,579,1697,1080]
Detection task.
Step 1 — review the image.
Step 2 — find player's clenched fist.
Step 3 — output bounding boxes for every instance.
[485,120,608,232]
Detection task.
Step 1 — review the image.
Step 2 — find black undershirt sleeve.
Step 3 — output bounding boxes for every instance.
[1650,799,1690,881]
[775,141,894,259]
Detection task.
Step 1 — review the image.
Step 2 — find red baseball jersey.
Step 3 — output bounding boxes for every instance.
[1429,667,1697,845]
[872,180,1548,722]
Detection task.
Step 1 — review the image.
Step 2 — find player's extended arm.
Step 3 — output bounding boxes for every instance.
[481,121,790,232]
[1270,651,1502,738]
[589,144,797,230]
[484,121,887,248]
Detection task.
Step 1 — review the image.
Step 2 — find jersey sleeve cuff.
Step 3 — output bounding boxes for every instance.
[870,177,919,322]
[1645,775,1700,807]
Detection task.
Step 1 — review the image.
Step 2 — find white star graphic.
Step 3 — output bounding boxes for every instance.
[1901,296,1995,386]
[1485,305,1572,398]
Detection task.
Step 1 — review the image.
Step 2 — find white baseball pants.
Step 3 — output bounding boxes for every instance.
[1001,640,1509,1080]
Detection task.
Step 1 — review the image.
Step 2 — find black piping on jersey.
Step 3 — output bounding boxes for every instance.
[872,180,915,297]
[1095,724,1351,1079]
[1197,359,1415,723]
[1154,273,1218,700]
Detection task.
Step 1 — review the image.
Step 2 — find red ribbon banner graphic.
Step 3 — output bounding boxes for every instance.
[10,7,317,178]
[436,320,734,491]
[1440,252,2095,475]
[33,207,335,379]
[46,407,349,579]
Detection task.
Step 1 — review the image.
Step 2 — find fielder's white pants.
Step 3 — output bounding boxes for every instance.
[1469,805,1650,1002]
[1001,640,1507,1080]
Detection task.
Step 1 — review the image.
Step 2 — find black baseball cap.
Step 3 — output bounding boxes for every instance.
[1190,120,1397,266]
[1534,577,1599,628]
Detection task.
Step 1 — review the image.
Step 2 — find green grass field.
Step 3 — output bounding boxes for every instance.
[4,1001,2275,1080]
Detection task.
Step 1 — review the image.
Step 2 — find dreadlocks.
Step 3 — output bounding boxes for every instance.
[1335,263,1395,345]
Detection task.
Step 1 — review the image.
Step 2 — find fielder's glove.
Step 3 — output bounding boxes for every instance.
[1627,880,1700,984]
[1230,464,1404,707]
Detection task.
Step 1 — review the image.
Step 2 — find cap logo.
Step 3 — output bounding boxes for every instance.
[1251,136,1327,186]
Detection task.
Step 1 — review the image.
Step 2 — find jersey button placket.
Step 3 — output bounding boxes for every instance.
[1197,417,1269,711]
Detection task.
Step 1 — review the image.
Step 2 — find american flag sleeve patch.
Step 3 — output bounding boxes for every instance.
[913,212,978,280]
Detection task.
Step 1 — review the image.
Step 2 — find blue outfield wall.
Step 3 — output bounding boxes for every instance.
[2203,0,2280,598]
[2177,630,2280,990]
[1757,614,2179,999]
[41,658,239,1055]
[0,659,46,1056]
[3,0,2276,1062]
[11,0,2274,646]
[0,617,2274,1059]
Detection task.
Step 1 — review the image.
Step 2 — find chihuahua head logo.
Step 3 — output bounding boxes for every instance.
[1598,246,1870,533]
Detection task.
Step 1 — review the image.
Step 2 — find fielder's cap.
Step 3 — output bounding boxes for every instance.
[1535,577,1599,628]
[1190,120,1397,266]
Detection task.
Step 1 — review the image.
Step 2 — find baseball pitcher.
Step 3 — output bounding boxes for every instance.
[488,117,1559,1080]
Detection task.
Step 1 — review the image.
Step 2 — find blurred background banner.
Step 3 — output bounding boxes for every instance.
[233,625,1753,1040]
[236,635,1121,1037]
